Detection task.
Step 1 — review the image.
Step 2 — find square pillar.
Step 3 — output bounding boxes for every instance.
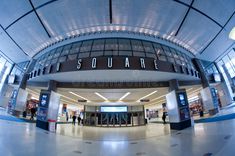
[166,89,191,130]
[200,87,219,115]
[36,90,60,131]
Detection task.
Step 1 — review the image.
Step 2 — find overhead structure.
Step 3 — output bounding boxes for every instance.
[0,0,234,63]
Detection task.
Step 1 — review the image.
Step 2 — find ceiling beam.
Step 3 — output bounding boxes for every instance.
[109,0,113,24]
[5,0,58,31]
[173,0,223,28]
[200,11,235,54]
[5,10,33,30]
[0,24,29,57]
[28,0,51,38]
[174,0,194,36]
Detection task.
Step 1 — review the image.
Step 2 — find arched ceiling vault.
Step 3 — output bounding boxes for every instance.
[0,0,234,63]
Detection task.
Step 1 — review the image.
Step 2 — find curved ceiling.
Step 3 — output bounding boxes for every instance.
[0,0,234,63]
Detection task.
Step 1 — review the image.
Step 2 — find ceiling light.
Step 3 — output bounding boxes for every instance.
[69,92,90,102]
[229,27,235,40]
[119,92,130,101]
[95,92,108,101]
[59,93,78,103]
[151,94,166,102]
[145,99,166,106]
[137,90,157,102]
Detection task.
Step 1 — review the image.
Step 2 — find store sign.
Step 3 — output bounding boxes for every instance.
[29,56,200,80]
[77,57,159,70]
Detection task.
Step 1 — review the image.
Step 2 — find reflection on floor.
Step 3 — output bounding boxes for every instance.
[56,123,171,141]
[0,117,235,156]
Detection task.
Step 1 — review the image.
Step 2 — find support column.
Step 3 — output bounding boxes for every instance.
[166,79,191,130]
[193,59,219,115]
[36,80,60,131]
[8,60,36,116]
[214,63,233,106]
[192,58,210,88]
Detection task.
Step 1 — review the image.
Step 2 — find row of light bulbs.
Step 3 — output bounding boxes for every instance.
[35,27,195,57]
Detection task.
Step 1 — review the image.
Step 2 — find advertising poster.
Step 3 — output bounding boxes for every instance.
[39,93,49,108]
[37,107,48,121]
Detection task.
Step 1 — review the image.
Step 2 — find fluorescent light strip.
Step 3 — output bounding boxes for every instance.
[186,88,193,92]
[119,92,130,101]
[95,92,108,101]
[150,94,166,102]
[145,99,166,106]
[137,90,157,102]
[69,91,90,102]
[59,93,78,103]
[61,99,74,104]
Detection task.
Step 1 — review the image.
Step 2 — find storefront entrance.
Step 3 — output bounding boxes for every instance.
[84,106,145,127]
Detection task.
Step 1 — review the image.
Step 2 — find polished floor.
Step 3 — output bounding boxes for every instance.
[0,117,235,156]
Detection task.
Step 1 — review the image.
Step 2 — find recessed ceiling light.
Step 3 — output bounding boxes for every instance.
[59,93,78,103]
[137,90,157,102]
[69,91,90,102]
[119,92,130,101]
[95,92,108,101]
[229,27,235,40]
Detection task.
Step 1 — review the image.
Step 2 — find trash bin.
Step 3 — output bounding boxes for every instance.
[48,119,57,132]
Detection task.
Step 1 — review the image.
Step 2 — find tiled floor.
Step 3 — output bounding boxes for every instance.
[0,117,235,156]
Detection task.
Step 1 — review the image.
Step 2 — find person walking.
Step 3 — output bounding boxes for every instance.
[30,107,36,120]
[162,107,167,124]
[66,112,69,122]
[72,114,76,125]
[77,115,81,125]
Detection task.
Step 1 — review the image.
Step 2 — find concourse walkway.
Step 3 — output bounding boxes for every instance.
[0,114,235,156]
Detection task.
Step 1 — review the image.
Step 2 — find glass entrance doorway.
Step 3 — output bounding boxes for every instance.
[84,106,145,127]
[99,112,130,127]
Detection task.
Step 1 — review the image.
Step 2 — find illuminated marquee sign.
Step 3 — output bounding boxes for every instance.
[76,57,159,70]
[29,56,200,80]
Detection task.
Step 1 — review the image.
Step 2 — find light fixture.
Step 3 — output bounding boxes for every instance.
[69,91,90,102]
[59,93,78,103]
[229,27,235,40]
[95,92,108,101]
[137,90,157,102]
[146,99,166,106]
[151,94,166,102]
[119,92,130,101]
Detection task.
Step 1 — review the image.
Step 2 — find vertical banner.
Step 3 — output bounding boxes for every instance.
[7,89,18,113]
[37,91,50,121]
